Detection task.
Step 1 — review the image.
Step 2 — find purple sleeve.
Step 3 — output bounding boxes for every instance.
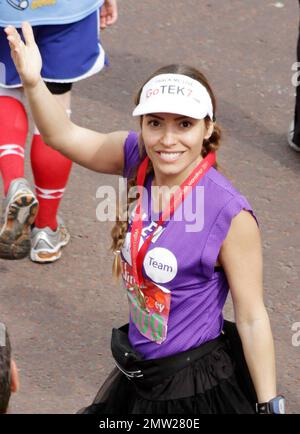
[200,195,258,279]
[123,131,142,179]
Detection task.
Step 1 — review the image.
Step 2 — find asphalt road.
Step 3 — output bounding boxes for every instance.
[0,0,299,414]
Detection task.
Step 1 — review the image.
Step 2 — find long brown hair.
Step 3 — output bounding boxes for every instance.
[111,64,222,278]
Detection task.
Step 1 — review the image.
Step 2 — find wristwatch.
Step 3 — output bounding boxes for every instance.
[256,395,286,414]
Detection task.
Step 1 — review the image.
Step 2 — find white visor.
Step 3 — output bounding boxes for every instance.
[133,73,214,120]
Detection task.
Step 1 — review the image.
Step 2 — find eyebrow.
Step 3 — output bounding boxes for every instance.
[145,114,164,120]
[145,114,191,121]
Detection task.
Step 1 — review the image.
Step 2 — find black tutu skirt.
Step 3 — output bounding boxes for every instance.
[79,322,257,415]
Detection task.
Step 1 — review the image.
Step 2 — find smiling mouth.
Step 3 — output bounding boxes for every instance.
[156,151,186,162]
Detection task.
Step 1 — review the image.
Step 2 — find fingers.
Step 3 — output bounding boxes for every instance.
[22,21,35,46]
[100,12,118,28]
[4,26,23,53]
[4,21,34,50]
[99,0,118,29]
[4,25,26,73]
[107,2,118,25]
[4,25,20,40]
[4,24,16,36]
[105,13,118,26]
[100,11,107,30]
[105,4,118,26]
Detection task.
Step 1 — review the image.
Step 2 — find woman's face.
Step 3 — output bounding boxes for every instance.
[141,113,213,183]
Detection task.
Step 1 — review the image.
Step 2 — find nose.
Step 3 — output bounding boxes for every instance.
[160,129,177,147]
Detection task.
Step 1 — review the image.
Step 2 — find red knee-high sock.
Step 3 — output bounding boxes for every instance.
[0,96,28,195]
[30,134,72,231]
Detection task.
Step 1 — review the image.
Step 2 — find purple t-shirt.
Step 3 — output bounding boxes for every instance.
[121,131,256,359]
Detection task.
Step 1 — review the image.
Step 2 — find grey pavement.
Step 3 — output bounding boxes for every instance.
[0,0,299,414]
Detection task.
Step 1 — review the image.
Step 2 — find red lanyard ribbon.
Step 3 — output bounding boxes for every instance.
[130,152,216,288]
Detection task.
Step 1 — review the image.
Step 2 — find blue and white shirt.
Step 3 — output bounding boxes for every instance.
[0,0,104,27]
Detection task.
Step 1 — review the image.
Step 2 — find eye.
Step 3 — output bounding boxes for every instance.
[148,119,161,127]
[180,120,192,128]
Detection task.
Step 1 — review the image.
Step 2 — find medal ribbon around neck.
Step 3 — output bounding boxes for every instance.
[130,152,216,289]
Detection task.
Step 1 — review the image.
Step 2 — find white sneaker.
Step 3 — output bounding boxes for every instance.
[0,178,38,259]
[288,121,300,152]
[30,217,70,263]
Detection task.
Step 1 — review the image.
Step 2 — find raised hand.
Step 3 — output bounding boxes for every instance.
[4,21,42,88]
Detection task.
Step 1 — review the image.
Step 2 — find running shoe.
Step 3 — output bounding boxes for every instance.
[30,217,70,263]
[0,178,39,259]
[288,121,300,152]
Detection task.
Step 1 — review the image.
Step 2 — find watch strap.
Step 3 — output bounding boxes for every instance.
[256,395,286,414]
